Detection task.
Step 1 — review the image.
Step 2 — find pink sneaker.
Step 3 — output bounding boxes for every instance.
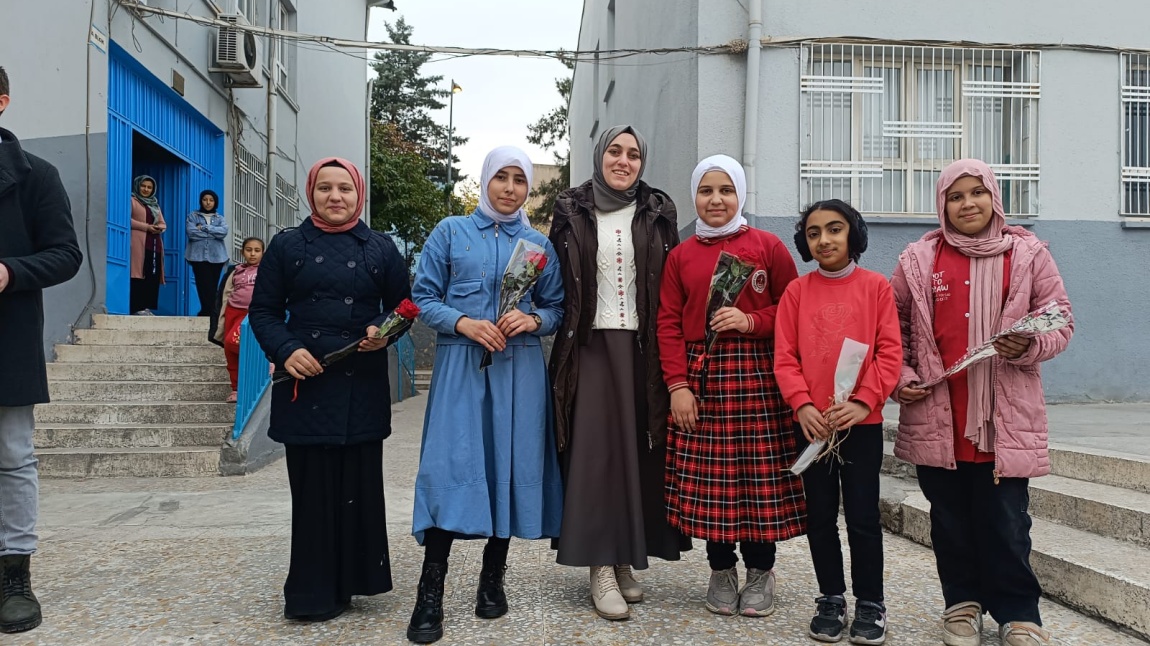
[226,391,237,403]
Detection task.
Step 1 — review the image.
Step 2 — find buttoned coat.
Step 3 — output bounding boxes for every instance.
[248,219,411,445]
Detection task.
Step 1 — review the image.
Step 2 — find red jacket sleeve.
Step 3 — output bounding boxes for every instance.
[852,278,904,413]
[746,238,799,338]
[657,249,690,391]
[773,281,815,412]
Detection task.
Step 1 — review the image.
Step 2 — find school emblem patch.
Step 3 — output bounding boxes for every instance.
[751,269,768,293]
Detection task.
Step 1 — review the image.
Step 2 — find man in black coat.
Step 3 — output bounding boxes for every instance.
[0,66,83,634]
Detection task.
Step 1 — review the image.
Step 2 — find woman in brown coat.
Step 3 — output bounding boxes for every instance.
[129,174,166,315]
[548,125,689,621]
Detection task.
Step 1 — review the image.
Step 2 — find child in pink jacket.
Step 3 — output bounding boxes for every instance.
[891,159,1073,646]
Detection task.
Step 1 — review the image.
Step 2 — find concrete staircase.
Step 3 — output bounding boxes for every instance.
[879,418,1150,640]
[35,314,232,478]
[414,368,432,391]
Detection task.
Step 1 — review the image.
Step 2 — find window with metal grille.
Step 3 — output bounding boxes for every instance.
[801,43,1041,216]
[274,174,300,234]
[1122,53,1150,216]
[232,146,270,261]
[275,2,295,96]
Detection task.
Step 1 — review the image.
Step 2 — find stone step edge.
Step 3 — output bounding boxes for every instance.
[879,475,1150,641]
[881,442,1150,546]
[36,446,222,455]
[39,401,236,406]
[36,423,232,430]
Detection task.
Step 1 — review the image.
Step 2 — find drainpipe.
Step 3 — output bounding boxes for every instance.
[266,25,278,212]
[742,0,763,215]
[365,79,374,225]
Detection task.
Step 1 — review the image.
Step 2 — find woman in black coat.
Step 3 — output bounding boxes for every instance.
[248,157,411,622]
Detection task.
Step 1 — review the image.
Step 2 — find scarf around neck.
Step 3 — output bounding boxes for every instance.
[477,145,533,227]
[592,125,647,212]
[691,154,749,239]
[306,157,366,234]
[132,175,160,211]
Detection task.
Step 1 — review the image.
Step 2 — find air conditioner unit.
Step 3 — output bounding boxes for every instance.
[211,12,261,88]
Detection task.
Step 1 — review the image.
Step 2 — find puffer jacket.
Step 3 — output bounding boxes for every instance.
[547,179,679,451]
[891,227,1073,479]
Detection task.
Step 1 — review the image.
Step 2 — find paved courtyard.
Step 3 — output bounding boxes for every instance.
[10,397,1146,645]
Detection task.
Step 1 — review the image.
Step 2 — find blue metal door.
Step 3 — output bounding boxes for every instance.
[107,42,225,315]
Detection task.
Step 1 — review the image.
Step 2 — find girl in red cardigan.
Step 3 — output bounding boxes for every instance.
[773,199,902,644]
[657,155,804,619]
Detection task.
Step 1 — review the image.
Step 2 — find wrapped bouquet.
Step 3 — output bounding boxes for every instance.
[696,251,757,400]
[790,338,870,475]
[479,239,549,370]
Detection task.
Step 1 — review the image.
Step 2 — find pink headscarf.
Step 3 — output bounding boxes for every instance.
[935,159,1014,453]
[306,157,366,234]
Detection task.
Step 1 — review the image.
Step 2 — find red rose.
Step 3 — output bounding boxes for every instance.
[395,299,421,319]
[526,251,548,271]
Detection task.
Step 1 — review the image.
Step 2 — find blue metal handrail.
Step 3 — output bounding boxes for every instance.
[233,315,271,440]
[394,334,416,402]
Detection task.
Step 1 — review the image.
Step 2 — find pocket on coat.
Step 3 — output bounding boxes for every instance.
[445,279,485,317]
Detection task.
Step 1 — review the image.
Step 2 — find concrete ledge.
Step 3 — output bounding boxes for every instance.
[1049,444,1150,494]
[35,424,229,449]
[220,387,283,476]
[880,475,1150,640]
[38,447,221,478]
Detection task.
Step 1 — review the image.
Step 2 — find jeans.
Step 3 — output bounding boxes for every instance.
[800,423,884,603]
[0,406,38,556]
[917,462,1042,625]
[706,540,776,571]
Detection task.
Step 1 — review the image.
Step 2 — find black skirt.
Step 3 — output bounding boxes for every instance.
[130,250,162,313]
[554,330,690,568]
[283,441,392,616]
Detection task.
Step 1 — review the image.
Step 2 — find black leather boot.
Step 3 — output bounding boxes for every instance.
[407,562,447,643]
[0,555,41,634]
[475,563,507,619]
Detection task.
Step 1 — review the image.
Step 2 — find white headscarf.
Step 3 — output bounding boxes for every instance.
[478,145,534,227]
[691,154,748,239]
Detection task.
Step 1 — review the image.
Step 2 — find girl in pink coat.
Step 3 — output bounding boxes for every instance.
[891,159,1073,646]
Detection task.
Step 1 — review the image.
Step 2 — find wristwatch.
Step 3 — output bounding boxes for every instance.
[529,313,543,329]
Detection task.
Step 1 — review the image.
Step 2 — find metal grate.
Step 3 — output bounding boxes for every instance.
[232,145,269,260]
[274,174,300,234]
[801,43,1041,216]
[1121,53,1150,216]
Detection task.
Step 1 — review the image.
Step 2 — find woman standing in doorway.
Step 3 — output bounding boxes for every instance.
[549,125,689,621]
[248,157,411,622]
[130,175,166,315]
[185,189,229,317]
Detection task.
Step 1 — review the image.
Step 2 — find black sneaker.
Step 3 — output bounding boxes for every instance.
[809,595,847,642]
[849,600,887,645]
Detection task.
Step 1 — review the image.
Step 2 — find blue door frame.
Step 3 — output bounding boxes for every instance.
[107,42,225,315]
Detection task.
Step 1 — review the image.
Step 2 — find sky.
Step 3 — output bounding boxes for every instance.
[367,1,584,185]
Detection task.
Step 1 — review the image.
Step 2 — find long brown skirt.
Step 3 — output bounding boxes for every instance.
[554,330,690,569]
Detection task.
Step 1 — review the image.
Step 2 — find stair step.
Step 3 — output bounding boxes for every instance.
[91,314,210,332]
[882,442,1150,547]
[880,475,1150,640]
[35,424,230,449]
[48,381,232,402]
[1049,445,1150,494]
[73,329,213,347]
[35,401,235,425]
[36,446,221,478]
[47,362,228,383]
[54,344,223,365]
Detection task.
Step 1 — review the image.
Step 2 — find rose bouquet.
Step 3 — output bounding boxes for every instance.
[272,298,420,384]
[790,337,870,475]
[479,239,549,370]
[696,251,757,399]
[915,300,1070,389]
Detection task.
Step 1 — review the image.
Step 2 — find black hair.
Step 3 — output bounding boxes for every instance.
[241,237,264,249]
[793,199,869,262]
[199,189,219,213]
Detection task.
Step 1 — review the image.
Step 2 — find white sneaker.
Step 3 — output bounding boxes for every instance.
[614,565,643,603]
[942,601,983,646]
[1000,622,1051,646]
[590,566,629,620]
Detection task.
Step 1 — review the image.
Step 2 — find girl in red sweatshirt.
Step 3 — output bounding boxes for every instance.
[773,199,902,644]
[658,155,804,619]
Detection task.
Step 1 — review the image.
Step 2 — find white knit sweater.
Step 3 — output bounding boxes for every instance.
[592,204,639,331]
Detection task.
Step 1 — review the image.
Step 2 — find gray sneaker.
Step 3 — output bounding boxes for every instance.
[738,568,776,617]
[705,567,739,615]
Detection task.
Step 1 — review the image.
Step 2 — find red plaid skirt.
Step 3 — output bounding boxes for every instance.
[665,337,807,543]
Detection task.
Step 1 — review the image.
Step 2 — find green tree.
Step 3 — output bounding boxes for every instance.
[370,17,466,187]
[369,121,444,271]
[526,57,574,226]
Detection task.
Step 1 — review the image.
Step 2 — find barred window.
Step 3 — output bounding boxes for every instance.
[232,146,269,261]
[1122,53,1150,215]
[274,174,300,234]
[801,43,1041,216]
